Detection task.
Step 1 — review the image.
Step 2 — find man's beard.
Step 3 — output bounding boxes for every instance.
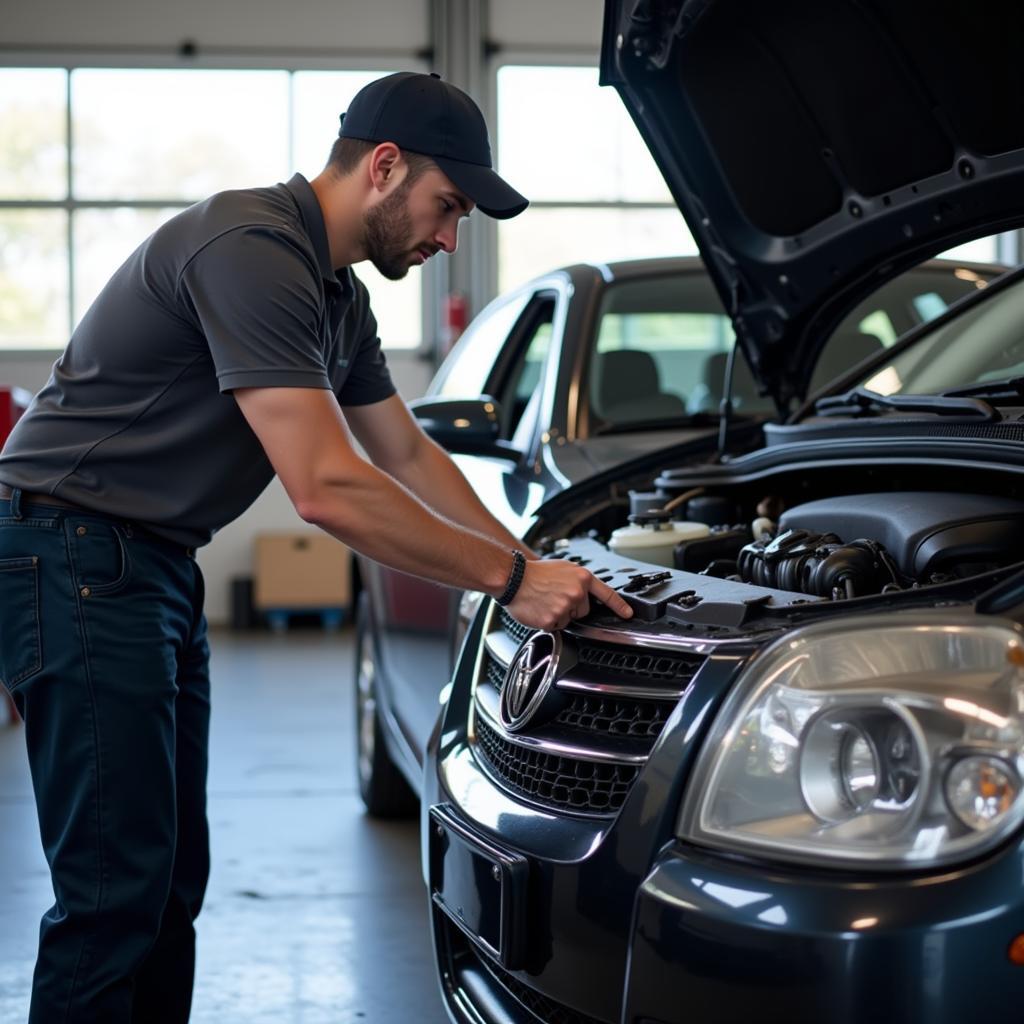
[363,180,417,281]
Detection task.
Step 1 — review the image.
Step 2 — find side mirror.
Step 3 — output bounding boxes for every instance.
[409,395,520,458]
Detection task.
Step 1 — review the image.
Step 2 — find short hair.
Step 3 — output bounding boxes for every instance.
[326,137,436,184]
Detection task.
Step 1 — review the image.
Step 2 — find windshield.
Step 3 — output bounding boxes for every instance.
[586,260,1000,433]
[858,273,1024,397]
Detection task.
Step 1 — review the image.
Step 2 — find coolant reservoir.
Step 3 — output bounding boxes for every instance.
[609,519,711,568]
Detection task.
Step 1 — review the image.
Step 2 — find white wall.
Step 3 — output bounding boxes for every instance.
[2,0,603,54]
[1,0,430,53]
[490,0,601,51]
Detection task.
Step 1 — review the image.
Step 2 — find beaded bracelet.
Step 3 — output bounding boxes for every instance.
[496,549,527,606]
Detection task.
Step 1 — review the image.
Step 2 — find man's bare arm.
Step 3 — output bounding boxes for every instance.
[233,387,632,629]
[343,394,533,558]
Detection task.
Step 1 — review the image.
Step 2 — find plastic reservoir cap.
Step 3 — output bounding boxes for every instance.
[609,520,711,569]
[610,521,710,545]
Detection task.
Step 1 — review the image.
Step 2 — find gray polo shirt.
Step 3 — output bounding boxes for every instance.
[0,173,396,549]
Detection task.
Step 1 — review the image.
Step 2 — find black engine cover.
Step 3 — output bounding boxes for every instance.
[779,492,1024,577]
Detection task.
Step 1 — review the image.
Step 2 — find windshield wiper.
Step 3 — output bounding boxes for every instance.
[939,376,1024,402]
[814,387,998,420]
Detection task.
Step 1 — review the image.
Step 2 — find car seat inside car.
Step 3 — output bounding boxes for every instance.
[591,349,688,425]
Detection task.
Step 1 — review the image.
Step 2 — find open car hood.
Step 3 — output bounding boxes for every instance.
[600,0,1024,410]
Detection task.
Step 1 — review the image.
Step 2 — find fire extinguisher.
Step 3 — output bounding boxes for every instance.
[441,291,468,355]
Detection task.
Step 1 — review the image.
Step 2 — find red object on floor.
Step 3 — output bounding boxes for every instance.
[1,385,31,725]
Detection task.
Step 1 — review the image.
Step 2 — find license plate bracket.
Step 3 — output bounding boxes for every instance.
[429,804,528,970]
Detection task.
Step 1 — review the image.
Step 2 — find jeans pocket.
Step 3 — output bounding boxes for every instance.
[0,556,42,692]
[69,520,131,595]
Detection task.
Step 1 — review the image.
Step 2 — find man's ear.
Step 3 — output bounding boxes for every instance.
[368,142,403,193]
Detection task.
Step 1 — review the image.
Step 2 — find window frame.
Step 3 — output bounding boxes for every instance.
[0,52,429,356]
[489,52,686,298]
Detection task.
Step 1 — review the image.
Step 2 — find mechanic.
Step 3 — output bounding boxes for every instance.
[0,71,633,1023]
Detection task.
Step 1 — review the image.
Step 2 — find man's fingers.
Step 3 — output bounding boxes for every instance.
[587,575,633,619]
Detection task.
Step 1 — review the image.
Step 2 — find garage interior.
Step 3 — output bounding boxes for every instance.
[2,2,1022,1023]
[0,4,618,1021]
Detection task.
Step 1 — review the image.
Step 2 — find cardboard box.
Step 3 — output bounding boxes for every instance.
[253,531,351,610]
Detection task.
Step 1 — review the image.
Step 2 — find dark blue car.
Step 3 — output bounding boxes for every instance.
[418,2,1024,1022]
[356,252,1000,817]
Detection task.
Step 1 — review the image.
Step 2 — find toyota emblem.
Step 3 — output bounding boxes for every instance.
[499,631,562,732]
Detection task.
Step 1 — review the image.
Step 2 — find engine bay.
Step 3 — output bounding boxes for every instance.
[552,479,1024,633]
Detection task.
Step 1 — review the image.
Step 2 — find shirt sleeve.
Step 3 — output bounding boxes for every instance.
[177,225,332,393]
[337,272,397,407]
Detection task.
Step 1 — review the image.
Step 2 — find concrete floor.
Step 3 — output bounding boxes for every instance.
[0,628,448,1024]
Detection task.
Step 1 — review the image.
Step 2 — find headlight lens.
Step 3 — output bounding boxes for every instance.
[678,615,1024,868]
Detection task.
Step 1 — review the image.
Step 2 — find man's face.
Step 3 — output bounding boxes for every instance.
[363,165,473,281]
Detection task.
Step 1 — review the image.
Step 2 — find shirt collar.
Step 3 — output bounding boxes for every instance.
[283,172,352,296]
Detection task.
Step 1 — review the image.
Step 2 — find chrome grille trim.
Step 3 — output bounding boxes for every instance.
[484,628,519,667]
[571,621,750,653]
[475,686,648,765]
[555,677,688,700]
[484,639,689,699]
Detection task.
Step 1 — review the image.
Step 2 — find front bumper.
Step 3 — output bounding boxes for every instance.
[428,770,1024,1024]
[424,612,1024,1024]
[625,840,1024,1024]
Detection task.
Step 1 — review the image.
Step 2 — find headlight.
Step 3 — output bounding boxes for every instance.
[678,614,1024,868]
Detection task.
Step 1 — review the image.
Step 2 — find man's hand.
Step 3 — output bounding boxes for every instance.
[506,559,633,631]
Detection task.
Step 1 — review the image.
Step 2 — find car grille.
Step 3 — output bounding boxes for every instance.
[500,608,533,645]
[555,693,669,738]
[440,915,610,1024]
[478,951,609,1024]
[476,716,641,814]
[471,607,708,817]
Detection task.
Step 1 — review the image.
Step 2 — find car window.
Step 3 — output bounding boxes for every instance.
[494,298,556,441]
[431,291,531,399]
[585,273,736,429]
[857,310,898,347]
[861,273,1024,396]
[807,263,998,393]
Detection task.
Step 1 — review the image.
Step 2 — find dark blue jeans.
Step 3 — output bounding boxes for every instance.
[0,488,211,1023]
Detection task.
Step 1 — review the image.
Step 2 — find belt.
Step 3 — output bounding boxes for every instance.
[0,483,89,512]
[0,483,197,557]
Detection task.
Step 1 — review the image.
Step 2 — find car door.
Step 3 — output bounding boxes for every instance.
[359,286,563,770]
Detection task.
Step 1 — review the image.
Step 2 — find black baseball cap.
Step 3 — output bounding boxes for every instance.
[338,71,528,220]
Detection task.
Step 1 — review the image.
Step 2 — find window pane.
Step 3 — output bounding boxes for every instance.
[73,207,183,326]
[499,207,695,291]
[497,66,672,203]
[353,262,422,350]
[434,292,531,398]
[72,70,289,199]
[940,235,999,263]
[292,70,390,180]
[0,68,67,199]
[294,71,422,349]
[590,275,736,424]
[0,210,68,347]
